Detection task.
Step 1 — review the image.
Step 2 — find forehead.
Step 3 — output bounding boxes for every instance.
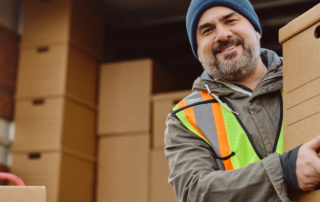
[198,6,238,25]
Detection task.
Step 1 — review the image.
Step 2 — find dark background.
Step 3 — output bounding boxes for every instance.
[97,0,319,90]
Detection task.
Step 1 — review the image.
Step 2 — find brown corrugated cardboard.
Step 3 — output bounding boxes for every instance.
[281,13,320,151]
[152,90,190,148]
[21,0,104,60]
[98,59,177,136]
[96,134,149,202]
[11,151,94,202]
[16,43,98,107]
[0,186,46,202]
[12,96,95,160]
[279,3,320,44]
[150,149,177,202]
[280,3,320,201]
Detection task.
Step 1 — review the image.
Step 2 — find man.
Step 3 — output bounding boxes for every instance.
[164,0,320,201]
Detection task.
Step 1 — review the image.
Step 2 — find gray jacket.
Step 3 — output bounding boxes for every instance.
[164,49,291,202]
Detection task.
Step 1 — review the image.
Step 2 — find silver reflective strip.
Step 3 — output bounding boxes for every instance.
[183,91,204,105]
[184,91,226,170]
[193,104,221,157]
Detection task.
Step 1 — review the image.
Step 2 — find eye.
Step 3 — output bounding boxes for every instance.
[227,19,236,24]
[203,28,213,34]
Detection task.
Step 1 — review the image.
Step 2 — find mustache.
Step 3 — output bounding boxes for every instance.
[212,37,245,56]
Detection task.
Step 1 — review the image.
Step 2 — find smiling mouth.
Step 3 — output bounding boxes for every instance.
[218,44,240,53]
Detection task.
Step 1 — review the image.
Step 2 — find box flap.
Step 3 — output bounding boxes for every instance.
[279,3,320,44]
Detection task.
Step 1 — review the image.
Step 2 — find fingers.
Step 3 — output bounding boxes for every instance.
[296,143,320,190]
[304,135,320,151]
[312,156,320,174]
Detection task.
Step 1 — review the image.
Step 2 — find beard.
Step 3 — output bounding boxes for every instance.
[198,34,261,82]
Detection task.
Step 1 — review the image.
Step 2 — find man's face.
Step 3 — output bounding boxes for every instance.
[196,6,261,81]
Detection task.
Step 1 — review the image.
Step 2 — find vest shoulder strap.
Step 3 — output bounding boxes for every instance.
[171,91,218,115]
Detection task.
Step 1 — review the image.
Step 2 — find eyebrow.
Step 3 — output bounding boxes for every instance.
[198,22,213,32]
[198,12,238,32]
[219,12,238,21]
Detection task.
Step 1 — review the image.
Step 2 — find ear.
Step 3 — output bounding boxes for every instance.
[256,31,261,40]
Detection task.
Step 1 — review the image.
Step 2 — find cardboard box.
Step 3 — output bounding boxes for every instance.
[16,44,98,107]
[0,186,46,202]
[96,134,150,202]
[21,0,104,60]
[279,3,320,201]
[11,151,94,202]
[280,3,320,150]
[150,149,177,202]
[12,96,95,160]
[98,59,177,136]
[152,90,190,148]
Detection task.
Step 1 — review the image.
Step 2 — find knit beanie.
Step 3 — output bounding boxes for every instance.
[186,0,262,59]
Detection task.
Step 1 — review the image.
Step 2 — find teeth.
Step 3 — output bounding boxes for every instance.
[222,45,237,52]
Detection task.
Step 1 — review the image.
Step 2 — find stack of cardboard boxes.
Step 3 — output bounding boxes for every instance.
[280,3,320,201]
[96,59,186,202]
[151,91,190,202]
[10,0,104,202]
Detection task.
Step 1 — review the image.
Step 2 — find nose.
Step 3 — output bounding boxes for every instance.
[215,25,232,43]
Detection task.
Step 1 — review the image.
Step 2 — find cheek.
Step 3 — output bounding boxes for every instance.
[199,38,214,56]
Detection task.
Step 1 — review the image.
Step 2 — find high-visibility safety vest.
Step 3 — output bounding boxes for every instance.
[171,89,284,171]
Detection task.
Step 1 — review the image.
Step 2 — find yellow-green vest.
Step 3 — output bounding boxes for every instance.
[171,89,283,170]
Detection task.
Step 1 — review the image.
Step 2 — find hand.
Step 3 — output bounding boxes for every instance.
[296,136,320,191]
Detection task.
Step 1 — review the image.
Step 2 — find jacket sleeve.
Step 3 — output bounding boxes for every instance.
[164,113,291,202]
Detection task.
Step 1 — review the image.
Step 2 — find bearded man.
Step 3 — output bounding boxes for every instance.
[164,0,320,201]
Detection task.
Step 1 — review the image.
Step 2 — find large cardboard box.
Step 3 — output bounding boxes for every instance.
[98,59,177,136]
[16,44,98,107]
[280,3,320,150]
[152,90,190,148]
[12,96,95,160]
[150,149,177,202]
[11,151,94,202]
[279,3,320,201]
[0,186,46,202]
[96,134,150,202]
[21,0,104,60]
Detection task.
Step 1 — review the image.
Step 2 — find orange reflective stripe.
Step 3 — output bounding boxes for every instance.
[200,91,213,101]
[184,106,209,143]
[177,99,187,109]
[200,91,234,170]
[212,103,234,170]
[176,98,209,142]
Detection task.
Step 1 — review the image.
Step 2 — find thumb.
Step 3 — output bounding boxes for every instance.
[305,135,320,151]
